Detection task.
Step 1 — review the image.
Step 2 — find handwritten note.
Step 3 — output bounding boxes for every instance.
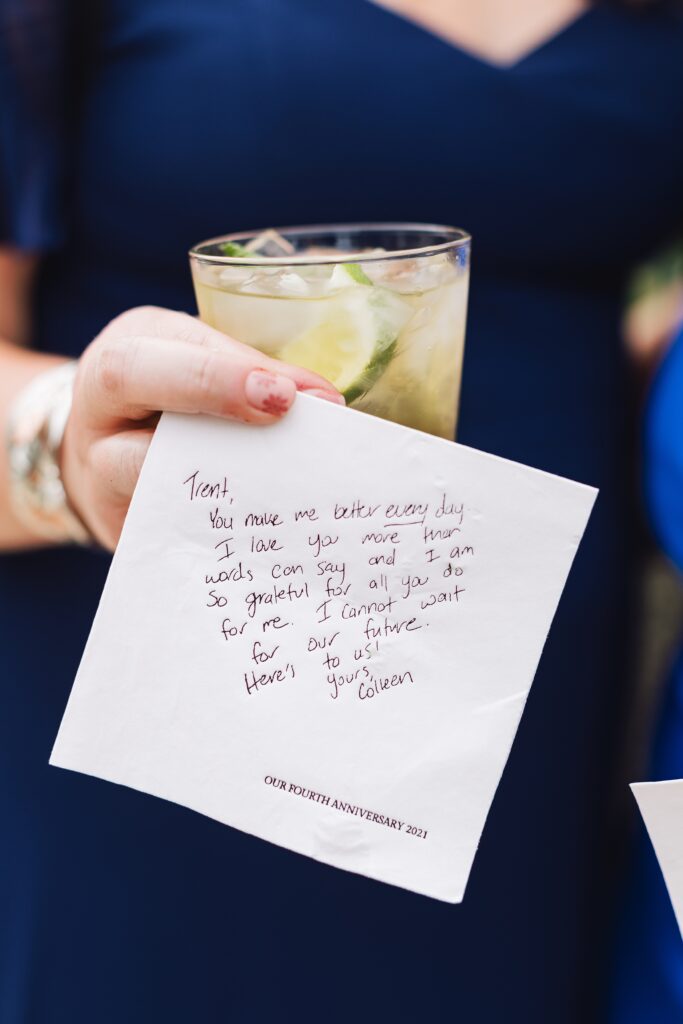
[185,470,469,702]
[50,396,596,902]
[632,781,683,939]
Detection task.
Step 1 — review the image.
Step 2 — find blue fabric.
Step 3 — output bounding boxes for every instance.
[2,3,683,1021]
[0,0,71,249]
[610,328,683,1023]
[646,332,683,577]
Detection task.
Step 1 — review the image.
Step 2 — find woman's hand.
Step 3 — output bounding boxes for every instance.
[61,306,343,551]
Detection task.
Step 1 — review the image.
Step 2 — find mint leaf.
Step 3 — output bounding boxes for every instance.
[219,241,255,258]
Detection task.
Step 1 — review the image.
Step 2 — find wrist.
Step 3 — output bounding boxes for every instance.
[6,361,93,545]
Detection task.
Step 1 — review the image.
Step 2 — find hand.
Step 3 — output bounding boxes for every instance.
[61,306,343,550]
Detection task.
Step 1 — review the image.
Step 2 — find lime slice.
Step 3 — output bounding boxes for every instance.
[343,262,373,285]
[278,266,411,403]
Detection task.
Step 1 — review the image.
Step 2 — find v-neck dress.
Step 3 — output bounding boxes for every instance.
[1,2,683,1021]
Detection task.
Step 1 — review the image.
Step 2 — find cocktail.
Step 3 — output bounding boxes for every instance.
[189,224,470,439]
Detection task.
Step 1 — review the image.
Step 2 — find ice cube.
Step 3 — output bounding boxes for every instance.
[365,255,454,293]
[274,272,309,296]
[235,267,312,297]
[218,266,255,287]
[327,264,360,292]
[245,229,296,257]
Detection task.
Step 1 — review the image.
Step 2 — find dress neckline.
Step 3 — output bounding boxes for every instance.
[362,1,599,71]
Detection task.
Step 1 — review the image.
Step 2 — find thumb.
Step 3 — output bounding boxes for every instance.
[110,306,345,402]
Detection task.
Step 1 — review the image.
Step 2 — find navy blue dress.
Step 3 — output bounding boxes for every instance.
[2,3,683,1021]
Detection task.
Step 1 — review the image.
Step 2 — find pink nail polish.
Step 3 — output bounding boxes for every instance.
[304,388,346,405]
[245,369,296,415]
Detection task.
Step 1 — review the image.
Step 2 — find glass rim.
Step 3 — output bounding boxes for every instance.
[189,222,471,267]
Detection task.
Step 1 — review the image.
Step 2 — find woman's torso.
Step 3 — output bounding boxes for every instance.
[2,2,683,1021]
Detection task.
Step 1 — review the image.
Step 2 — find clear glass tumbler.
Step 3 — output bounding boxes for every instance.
[190,223,470,439]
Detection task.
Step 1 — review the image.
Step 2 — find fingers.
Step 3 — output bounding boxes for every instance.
[67,303,349,550]
[78,428,154,549]
[104,306,344,400]
[82,334,303,427]
[89,428,154,502]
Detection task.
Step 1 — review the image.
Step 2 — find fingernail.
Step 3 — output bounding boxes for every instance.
[305,388,346,405]
[245,369,297,415]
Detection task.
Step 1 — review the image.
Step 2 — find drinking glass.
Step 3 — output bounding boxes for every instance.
[190,223,470,439]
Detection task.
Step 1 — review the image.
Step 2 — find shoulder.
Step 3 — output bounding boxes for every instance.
[586,5,683,150]
[607,5,683,70]
[0,0,79,250]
